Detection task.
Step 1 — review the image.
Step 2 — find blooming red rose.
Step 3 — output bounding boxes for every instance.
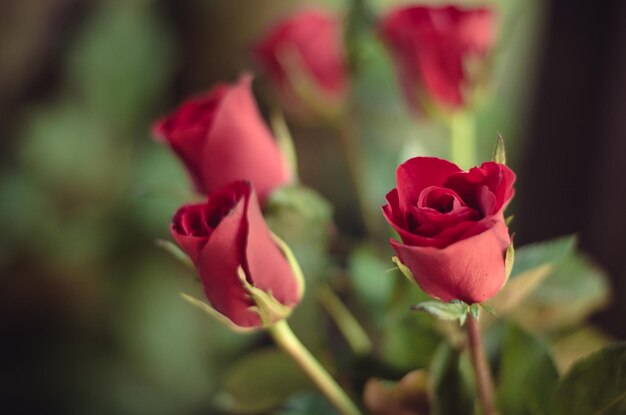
[383,157,515,303]
[253,8,348,113]
[171,181,302,328]
[153,74,291,202]
[380,5,496,112]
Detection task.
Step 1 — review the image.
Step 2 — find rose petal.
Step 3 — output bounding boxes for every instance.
[197,186,260,328]
[391,220,510,303]
[201,74,291,202]
[396,157,462,212]
[243,186,301,307]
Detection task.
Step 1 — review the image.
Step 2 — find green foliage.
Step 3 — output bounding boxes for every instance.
[429,344,473,415]
[348,245,395,316]
[216,348,312,414]
[497,324,559,415]
[278,392,339,415]
[265,184,333,282]
[66,1,174,130]
[511,252,610,332]
[551,343,626,415]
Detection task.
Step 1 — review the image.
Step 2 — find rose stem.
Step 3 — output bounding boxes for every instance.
[466,312,497,415]
[449,111,477,170]
[269,319,363,415]
[317,283,372,356]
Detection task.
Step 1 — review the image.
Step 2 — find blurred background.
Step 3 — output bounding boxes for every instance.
[1,0,625,413]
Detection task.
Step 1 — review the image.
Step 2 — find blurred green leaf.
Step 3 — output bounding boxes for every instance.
[511,253,610,332]
[551,326,611,373]
[216,347,311,414]
[348,245,394,313]
[510,235,576,279]
[19,103,127,202]
[497,324,559,415]
[551,343,626,415]
[429,344,473,415]
[278,392,339,415]
[66,1,175,129]
[380,308,442,370]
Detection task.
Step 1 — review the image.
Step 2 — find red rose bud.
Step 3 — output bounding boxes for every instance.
[153,74,291,202]
[171,181,303,329]
[380,5,496,113]
[383,157,515,304]
[253,8,348,115]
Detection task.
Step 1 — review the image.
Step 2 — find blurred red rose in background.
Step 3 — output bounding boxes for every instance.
[380,5,496,113]
[253,8,348,114]
[153,74,291,202]
[383,157,514,303]
[171,181,302,328]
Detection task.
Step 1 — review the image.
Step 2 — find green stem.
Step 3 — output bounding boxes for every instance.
[449,111,477,169]
[317,284,373,356]
[269,320,363,415]
[466,313,497,415]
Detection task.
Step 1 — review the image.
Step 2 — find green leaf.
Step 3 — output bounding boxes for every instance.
[66,1,174,129]
[492,235,575,314]
[551,326,611,373]
[492,133,507,164]
[380,305,442,370]
[512,253,610,331]
[411,300,469,322]
[551,343,626,415]
[510,235,576,278]
[216,348,311,414]
[497,324,560,415]
[429,343,473,415]
[348,245,394,313]
[278,392,338,415]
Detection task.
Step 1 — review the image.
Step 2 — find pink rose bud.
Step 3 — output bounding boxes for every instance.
[380,5,496,113]
[153,74,292,203]
[253,8,349,114]
[171,181,303,328]
[383,157,515,303]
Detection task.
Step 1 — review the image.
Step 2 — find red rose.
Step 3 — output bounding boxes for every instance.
[171,181,302,328]
[153,74,291,202]
[380,5,495,112]
[382,157,515,303]
[253,8,348,113]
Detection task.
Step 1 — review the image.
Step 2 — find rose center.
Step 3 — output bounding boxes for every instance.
[418,186,464,214]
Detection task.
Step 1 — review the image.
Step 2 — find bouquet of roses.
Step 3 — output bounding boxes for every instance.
[151,3,624,415]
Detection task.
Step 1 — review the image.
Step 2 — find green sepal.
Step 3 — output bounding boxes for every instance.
[411,300,470,325]
[270,231,305,299]
[479,303,498,317]
[493,133,507,164]
[237,268,294,328]
[155,239,192,268]
[391,256,415,283]
[469,303,481,321]
[505,215,514,226]
[504,241,515,284]
[180,292,256,334]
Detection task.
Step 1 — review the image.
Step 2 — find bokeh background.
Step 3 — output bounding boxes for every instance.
[1,0,625,413]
